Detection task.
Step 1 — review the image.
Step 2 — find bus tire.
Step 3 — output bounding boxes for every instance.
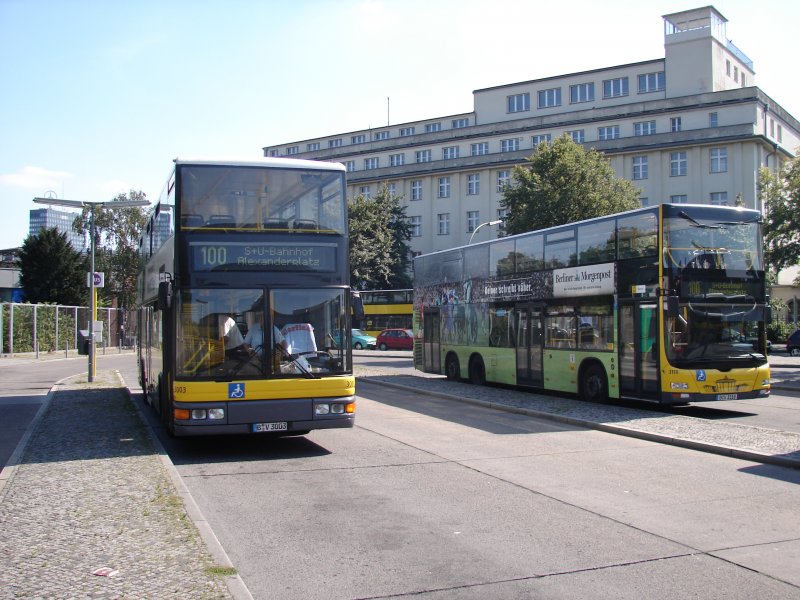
[445,353,461,381]
[469,355,486,386]
[581,363,608,403]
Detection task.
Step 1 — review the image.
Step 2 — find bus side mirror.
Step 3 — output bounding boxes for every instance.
[667,296,679,317]
[352,291,364,321]
[158,281,172,311]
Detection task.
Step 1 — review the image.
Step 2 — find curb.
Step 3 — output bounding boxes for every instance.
[115,370,254,600]
[357,378,800,470]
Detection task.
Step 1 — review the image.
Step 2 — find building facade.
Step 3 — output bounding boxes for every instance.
[28,207,85,252]
[263,6,799,256]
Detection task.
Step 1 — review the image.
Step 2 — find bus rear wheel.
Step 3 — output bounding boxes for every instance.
[445,354,460,381]
[469,356,486,386]
[581,363,608,403]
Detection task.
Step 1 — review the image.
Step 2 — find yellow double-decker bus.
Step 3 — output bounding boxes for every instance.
[413,203,770,405]
[137,157,363,436]
[358,289,412,337]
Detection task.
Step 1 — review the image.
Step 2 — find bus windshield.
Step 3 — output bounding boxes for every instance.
[179,164,346,234]
[665,302,766,367]
[176,287,349,380]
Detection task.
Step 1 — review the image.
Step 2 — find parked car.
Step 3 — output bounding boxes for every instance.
[787,329,800,356]
[351,329,377,350]
[376,328,414,351]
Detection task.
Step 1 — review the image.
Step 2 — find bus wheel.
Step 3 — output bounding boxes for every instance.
[469,356,486,386]
[445,354,460,381]
[581,363,608,403]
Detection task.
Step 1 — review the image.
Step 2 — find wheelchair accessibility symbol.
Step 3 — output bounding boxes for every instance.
[228,383,245,399]
[695,370,706,382]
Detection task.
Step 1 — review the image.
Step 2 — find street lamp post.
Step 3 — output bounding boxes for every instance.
[468,219,503,244]
[33,196,149,381]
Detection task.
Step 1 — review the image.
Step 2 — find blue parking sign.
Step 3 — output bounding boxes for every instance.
[228,383,245,398]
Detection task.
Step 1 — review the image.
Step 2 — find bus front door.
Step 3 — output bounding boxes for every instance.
[516,303,544,387]
[423,308,441,373]
[618,300,659,400]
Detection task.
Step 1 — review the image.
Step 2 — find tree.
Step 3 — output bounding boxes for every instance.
[348,185,412,290]
[501,135,642,235]
[760,159,800,274]
[74,190,149,308]
[18,227,87,305]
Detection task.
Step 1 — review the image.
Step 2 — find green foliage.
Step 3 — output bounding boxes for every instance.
[760,159,800,274]
[18,227,87,305]
[767,319,794,344]
[348,184,412,290]
[73,190,149,308]
[501,135,642,235]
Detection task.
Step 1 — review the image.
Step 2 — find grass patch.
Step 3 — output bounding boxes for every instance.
[206,565,238,577]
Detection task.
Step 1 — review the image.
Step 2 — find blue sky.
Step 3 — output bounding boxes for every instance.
[1,0,798,250]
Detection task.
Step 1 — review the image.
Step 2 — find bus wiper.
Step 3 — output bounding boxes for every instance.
[679,211,722,229]
[276,344,319,379]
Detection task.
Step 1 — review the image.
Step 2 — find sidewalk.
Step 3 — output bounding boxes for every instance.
[0,370,244,599]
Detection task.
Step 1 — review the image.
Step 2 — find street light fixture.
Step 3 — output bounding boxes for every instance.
[33,196,149,381]
[468,219,503,244]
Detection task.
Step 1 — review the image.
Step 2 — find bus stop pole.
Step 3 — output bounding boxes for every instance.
[88,204,96,382]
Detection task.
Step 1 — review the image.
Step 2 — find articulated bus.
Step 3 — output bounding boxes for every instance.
[359,289,413,336]
[413,203,770,405]
[137,157,363,436]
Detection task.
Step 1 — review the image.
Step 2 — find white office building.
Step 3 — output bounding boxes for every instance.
[263,6,799,256]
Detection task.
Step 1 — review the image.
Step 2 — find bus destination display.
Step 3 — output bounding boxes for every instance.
[190,242,337,272]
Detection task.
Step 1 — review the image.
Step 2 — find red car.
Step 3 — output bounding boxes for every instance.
[376,328,414,351]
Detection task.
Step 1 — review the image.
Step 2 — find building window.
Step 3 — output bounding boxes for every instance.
[497,209,509,234]
[352,134,366,144]
[568,130,585,143]
[307,142,320,151]
[634,121,656,136]
[710,148,728,173]
[329,138,343,148]
[778,124,783,143]
[411,181,422,201]
[507,92,530,113]
[415,149,432,163]
[710,192,728,206]
[670,194,688,204]
[733,65,738,82]
[400,127,415,137]
[632,156,648,180]
[670,152,687,176]
[569,82,594,104]
[374,131,389,141]
[442,146,459,160]
[602,77,629,98]
[640,197,650,207]
[500,138,520,152]
[387,183,397,196]
[537,87,561,108]
[497,170,511,192]
[438,177,451,198]
[390,153,405,167]
[670,117,682,132]
[268,150,279,157]
[598,125,620,140]
[425,122,442,133]
[709,112,718,128]
[410,216,422,237]
[360,186,371,199]
[344,160,355,172]
[286,146,299,155]
[438,213,450,235]
[532,134,552,147]
[467,173,480,195]
[471,142,489,156]
[467,211,480,233]
[637,71,665,93]
[364,157,379,170]
[452,118,469,128]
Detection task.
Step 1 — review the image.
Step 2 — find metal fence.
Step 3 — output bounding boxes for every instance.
[1,302,138,357]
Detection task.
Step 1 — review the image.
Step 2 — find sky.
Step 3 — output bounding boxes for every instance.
[1,0,799,250]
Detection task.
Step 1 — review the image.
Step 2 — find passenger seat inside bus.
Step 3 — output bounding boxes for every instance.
[181,214,204,228]
[293,219,318,231]
[207,214,236,227]
[263,218,290,230]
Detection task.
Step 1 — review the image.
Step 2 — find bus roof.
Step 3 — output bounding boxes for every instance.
[173,156,346,172]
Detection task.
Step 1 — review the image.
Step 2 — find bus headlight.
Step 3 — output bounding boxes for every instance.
[208,408,225,420]
[315,404,330,415]
[191,409,207,420]
[670,382,689,390]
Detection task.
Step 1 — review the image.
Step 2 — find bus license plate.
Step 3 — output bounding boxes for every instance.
[717,394,737,401]
[253,422,288,433]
